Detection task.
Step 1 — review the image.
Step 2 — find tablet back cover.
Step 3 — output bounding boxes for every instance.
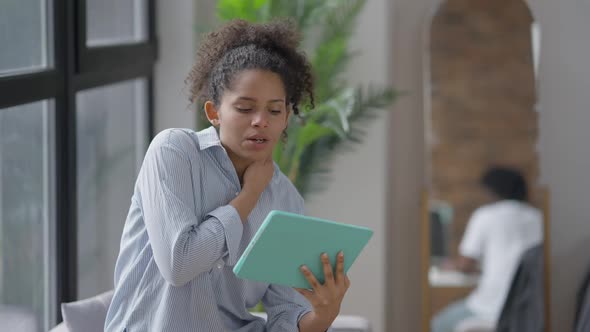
[232,210,373,288]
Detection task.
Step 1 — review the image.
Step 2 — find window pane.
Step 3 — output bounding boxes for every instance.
[0,100,56,332]
[76,79,148,299]
[0,0,53,76]
[86,0,148,47]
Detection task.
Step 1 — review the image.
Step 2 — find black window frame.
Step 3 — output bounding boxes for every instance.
[0,0,157,325]
[76,0,157,74]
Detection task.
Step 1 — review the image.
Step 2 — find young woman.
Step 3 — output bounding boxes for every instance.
[105,19,350,332]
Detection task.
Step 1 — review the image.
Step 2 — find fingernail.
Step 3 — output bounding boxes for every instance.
[300,265,307,271]
[322,252,328,258]
[339,251,344,257]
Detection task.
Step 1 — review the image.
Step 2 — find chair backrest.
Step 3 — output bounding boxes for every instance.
[49,321,69,332]
[53,290,371,332]
[50,289,114,332]
[495,243,544,332]
[575,265,590,332]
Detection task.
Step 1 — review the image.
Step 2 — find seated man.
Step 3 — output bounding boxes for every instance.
[431,166,543,332]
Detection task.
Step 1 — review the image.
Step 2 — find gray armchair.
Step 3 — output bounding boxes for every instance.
[50,290,371,332]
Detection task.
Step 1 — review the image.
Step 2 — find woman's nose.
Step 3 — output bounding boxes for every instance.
[251,111,269,127]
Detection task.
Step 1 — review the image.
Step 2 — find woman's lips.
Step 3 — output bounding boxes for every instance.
[245,138,270,150]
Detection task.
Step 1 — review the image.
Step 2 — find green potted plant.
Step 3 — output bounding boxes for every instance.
[197,0,397,198]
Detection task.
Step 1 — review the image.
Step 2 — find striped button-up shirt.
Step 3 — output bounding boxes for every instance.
[105,127,312,331]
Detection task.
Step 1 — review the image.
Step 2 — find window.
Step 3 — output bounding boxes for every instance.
[86,0,148,47]
[0,0,53,76]
[76,78,148,299]
[0,0,156,329]
[0,101,56,331]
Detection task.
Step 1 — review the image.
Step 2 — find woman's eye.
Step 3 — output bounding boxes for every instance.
[270,110,282,115]
[236,108,252,113]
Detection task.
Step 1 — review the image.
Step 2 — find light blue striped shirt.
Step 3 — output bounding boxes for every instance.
[105,127,312,331]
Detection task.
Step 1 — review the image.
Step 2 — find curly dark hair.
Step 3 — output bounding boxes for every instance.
[186,19,315,115]
[481,166,528,202]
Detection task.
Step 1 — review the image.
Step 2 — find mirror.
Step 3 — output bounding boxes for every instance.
[420,0,550,331]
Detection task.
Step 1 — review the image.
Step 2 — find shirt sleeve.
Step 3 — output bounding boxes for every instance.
[262,284,313,332]
[138,129,243,287]
[459,207,488,259]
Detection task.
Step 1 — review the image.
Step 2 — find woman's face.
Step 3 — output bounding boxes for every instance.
[205,69,290,171]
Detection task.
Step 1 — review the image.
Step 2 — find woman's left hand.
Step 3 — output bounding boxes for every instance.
[295,251,351,328]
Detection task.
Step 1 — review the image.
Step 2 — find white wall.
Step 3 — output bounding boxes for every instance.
[528,0,590,330]
[154,0,198,133]
[304,1,392,332]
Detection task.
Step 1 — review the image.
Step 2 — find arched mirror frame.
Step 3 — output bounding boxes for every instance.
[418,1,551,331]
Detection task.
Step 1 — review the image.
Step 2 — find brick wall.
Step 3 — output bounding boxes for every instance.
[428,0,539,254]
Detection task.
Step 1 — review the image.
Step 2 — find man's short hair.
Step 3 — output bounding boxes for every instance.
[481,166,528,201]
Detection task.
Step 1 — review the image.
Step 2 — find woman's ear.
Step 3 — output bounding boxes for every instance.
[204,101,220,126]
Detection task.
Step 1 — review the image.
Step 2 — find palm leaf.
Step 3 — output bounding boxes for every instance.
[217,0,269,22]
[311,37,353,102]
[309,0,366,46]
[296,86,397,195]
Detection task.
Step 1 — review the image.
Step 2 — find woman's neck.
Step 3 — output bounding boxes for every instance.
[225,148,249,186]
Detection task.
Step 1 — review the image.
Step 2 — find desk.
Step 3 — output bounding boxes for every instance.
[429,266,480,287]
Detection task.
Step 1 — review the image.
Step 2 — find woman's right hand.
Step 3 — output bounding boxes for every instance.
[231,158,274,223]
[242,158,274,196]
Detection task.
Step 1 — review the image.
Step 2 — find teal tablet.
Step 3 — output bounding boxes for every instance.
[232,210,373,289]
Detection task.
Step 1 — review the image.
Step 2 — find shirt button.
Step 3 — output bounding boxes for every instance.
[217,262,223,269]
[235,192,239,196]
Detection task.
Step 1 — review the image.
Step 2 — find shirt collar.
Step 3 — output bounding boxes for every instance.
[197,126,223,150]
